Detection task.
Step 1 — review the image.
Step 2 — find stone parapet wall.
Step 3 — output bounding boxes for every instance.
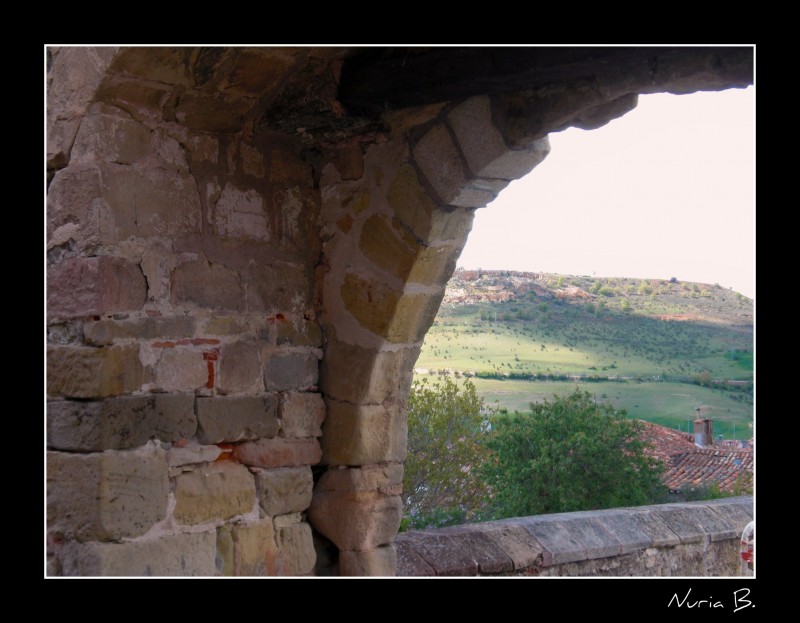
[396,497,753,576]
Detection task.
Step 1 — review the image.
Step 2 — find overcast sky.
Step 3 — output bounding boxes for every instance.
[457,86,755,298]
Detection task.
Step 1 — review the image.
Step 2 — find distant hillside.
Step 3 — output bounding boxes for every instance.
[416,270,754,439]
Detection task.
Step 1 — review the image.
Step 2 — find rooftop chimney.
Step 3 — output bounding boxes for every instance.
[693,418,714,447]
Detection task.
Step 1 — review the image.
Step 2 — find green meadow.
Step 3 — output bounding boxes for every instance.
[415,272,754,439]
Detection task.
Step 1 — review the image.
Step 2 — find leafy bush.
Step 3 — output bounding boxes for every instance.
[480,389,667,518]
[402,377,491,527]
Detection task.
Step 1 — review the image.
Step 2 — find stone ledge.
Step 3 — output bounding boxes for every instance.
[396,497,753,576]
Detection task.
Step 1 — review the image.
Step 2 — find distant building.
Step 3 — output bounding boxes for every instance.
[638,420,753,495]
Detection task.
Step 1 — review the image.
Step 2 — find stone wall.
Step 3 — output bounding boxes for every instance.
[46,46,753,576]
[47,47,323,576]
[396,497,753,576]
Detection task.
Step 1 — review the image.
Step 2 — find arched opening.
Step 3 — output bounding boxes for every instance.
[402,87,754,539]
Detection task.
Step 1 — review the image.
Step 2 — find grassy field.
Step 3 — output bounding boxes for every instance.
[414,271,754,440]
[459,377,753,440]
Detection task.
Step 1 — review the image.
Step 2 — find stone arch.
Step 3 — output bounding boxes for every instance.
[46,46,752,576]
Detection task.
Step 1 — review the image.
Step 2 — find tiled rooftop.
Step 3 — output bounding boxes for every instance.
[637,420,696,463]
[637,420,753,493]
[664,447,753,493]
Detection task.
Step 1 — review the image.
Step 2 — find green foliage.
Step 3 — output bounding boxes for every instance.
[481,389,667,518]
[402,376,491,528]
[681,481,726,501]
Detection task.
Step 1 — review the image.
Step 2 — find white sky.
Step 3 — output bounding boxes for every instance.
[457,87,755,298]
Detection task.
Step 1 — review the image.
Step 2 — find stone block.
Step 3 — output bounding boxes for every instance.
[308,466,403,551]
[254,466,314,516]
[406,243,462,287]
[275,319,323,347]
[59,532,217,576]
[279,392,325,438]
[47,393,196,451]
[266,146,313,187]
[308,488,402,552]
[274,512,303,529]
[520,515,619,566]
[570,93,639,131]
[587,511,652,555]
[447,95,550,180]
[168,442,222,468]
[263,350,318,391]
[392,530,513,576]
[625,508,682,548]
[195,394,278,444]
[47,444,169,541]
[411,122,495,208]
[100,164,202,240]
[83,316,196,346]
[386,164,477,245]
[174,92,253,132]
[240,142,266,177]
[320,330,419,404]
[340,272,400,335]
[339,545,397,577]
[153,347,208,392]
[107,47,195,87]
[647,506,705,544]
[93,77,171,121]
[246,262,310,315]
[359,214,422,282]
[322,400,407,465]
[47,345,144,398]
[276,522,316,576]
[214,183,268,241]
[170,258,243,311]
[46,164,105,249]
[48,256,147,319]
[230,519,279,576]
[216,525,235,576]
[462,522,545,571]
[271,188,322,255]
[395,539,436,576]
[316,463,404,493]
[70,112,152,166]
[47,47,118,168]
[233,438,322,469]
[203,315,249,336]
[340,273,443,344]
[218,340,263,394]
[668,503,739,542]
[173,462,256,525]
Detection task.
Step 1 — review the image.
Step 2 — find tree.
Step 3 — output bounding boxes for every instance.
[402,376,491,528]
[480,389,667,518]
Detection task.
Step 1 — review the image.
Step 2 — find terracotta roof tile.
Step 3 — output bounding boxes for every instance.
[636,420,753,493]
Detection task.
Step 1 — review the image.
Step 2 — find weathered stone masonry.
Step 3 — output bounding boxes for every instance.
[46,46,753,576]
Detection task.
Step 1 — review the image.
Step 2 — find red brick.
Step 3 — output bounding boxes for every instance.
[233,438,322,469]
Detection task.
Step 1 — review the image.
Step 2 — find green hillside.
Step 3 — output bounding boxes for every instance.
[415,271,754,439]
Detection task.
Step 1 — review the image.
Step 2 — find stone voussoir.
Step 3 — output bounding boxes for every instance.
[321,399,407,466]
